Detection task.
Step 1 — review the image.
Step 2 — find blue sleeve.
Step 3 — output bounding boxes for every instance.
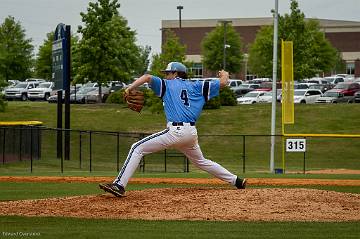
[150,76,165,97]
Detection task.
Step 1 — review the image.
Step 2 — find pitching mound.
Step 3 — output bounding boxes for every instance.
[1,187,359,221]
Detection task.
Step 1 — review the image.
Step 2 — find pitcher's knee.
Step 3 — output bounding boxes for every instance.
[192,158,212,167]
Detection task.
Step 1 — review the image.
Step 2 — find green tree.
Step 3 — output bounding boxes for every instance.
[201,23,244,74]
[248,0,338,80]
[134,45,151,76]
[0,16,34,82]
[74,0,142,101]
[34,32,54,80]
[35,31,79,81]
[150,30,189,77]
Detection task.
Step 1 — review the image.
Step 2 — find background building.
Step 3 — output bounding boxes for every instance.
[162,18,360,79]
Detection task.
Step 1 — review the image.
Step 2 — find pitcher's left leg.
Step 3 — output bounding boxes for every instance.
[178,144,237,185]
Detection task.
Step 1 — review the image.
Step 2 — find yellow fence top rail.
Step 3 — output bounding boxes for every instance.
[0,121,43,126]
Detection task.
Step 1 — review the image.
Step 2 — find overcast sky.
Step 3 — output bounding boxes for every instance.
[1,0,359,56]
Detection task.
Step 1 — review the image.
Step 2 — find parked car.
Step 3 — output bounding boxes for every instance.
[237,83,260,89]
[227,79,243,88]
[294,83,310,89]
[291,89,323,104]
[256,82,282,92]
[85,87,111,103]
[70,87,98,103]
[25,78,46,83]
[109,81,126,93]
[1,80,19,94]
[315,91,354,103]
[237,91,267,104]
[329,82,360,96]
[233,88,253,98]
[324,76,344,86]
[28,82,55,101]
[307,77,328,85]
[308,84,332,93]
[353,91,360,103]
[5,81,38,101]
[48,87,78,103]
[258,91,273,103]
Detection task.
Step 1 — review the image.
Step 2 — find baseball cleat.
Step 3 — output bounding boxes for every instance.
[235,177,247,189]
[99,183,126,197]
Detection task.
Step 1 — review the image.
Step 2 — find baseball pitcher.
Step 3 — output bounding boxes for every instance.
[100,62,247,197]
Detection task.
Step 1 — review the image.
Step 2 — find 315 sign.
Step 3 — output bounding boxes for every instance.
[286,139,306,152]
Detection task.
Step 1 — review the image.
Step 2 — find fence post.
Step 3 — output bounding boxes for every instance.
[164,149,167,172]
[37,127,41,160]
[242,135,246,173]
[303,137,306,174]
[30,127,33,173]
[89,131,92,172]
[79,131,82,169]
[117,132,120,172]
[19,128,22,161]
[61,129,64,173]
[2,128,5,164]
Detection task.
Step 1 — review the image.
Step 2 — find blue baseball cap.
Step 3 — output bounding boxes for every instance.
[162,62,187,73]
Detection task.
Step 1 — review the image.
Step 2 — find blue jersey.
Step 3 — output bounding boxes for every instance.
[150,76,220,123]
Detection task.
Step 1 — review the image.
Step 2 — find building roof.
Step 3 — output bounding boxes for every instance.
[162,17,360,32]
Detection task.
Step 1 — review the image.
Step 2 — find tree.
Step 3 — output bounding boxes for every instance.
[35,31,79,81]
[0,16,34,82]
[201,23,244,74]
[150,30,188,77]
[34,32,53,80]
[74,0,142,101]
[133,45,151,76]
[248,0,338,80]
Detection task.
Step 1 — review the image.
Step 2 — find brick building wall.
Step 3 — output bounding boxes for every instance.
[162,18,360,79]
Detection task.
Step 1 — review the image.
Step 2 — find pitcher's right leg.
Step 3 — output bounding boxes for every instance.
[113,128,172,188]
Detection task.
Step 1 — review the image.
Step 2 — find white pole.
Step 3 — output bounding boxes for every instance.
[270,0,279,173]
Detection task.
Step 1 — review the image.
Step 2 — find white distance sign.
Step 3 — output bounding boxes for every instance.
[286,139,306,152]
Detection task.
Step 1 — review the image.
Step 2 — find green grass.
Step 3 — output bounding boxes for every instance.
[1,101,360,174]
[1,101,360,135]
[0,216,359,239]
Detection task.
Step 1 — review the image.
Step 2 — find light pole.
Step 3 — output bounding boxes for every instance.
[270,0,279,173]
[219,20,232,70]
[177,6,183,29]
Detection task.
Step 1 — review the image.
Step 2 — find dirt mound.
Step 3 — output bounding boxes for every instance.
[1,176,360,186]
[1,187,359,221]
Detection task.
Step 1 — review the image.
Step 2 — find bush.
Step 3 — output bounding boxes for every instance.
[143,89,163,114]
[220,86,237,106]
[0,94,7,112]
[203,96,221,109]
[105,89,125,104]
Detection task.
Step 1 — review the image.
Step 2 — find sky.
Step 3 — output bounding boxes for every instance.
[1,0,359,56]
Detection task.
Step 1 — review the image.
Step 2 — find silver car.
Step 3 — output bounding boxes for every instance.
[316,91,354,103]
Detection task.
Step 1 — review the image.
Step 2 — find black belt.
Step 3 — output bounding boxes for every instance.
[172,122,195,126]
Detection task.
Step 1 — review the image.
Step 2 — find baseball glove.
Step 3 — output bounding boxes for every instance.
[123,89,144,113]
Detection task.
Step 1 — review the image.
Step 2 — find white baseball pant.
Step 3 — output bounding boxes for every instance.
[114,122,237,188]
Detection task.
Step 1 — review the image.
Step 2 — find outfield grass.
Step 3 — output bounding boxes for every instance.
[1,101,360,134]
[1,216,359,239]
[1,101,360,174]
